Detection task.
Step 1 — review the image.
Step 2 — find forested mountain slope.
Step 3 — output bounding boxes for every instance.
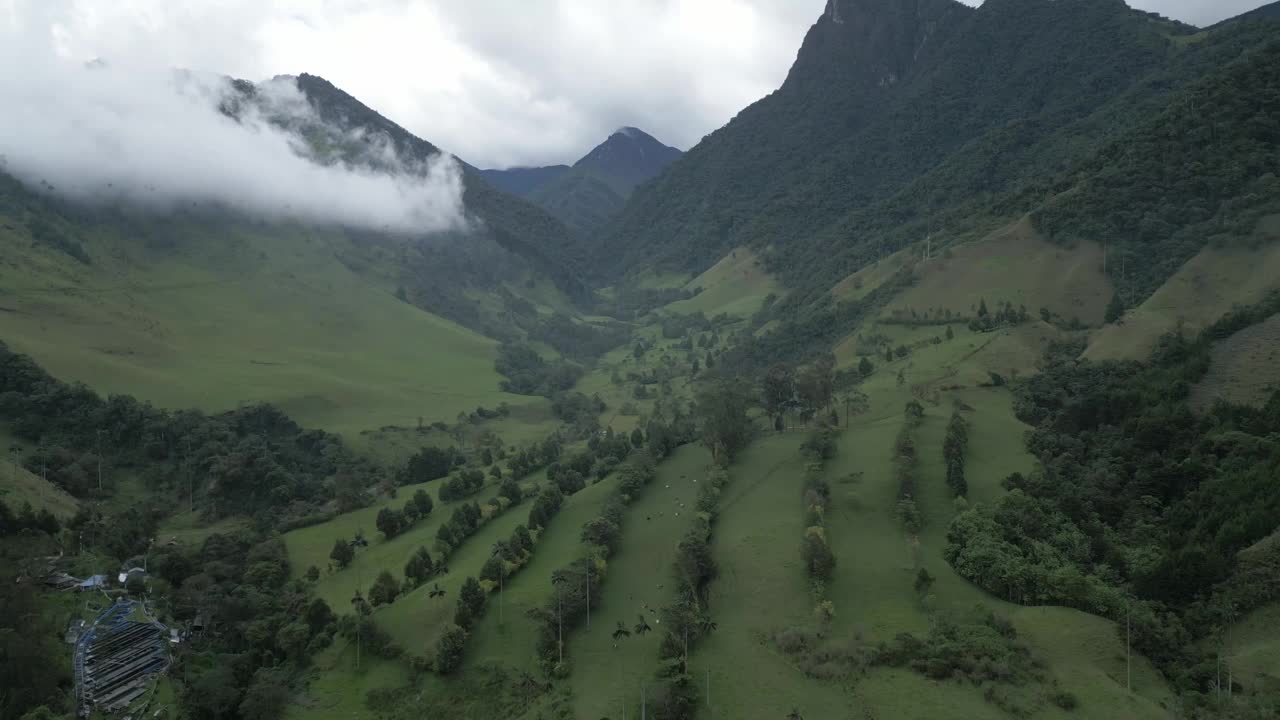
[483,126,682,234]
[599,0,1279,311]
[0,72,610,435]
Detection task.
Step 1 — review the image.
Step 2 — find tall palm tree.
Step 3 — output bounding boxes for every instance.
[350,590,366,669]
[787,710,804,720]
[633,614,652,636]
[698,616,718,637]
[612,621,631,646]
[551,570,568,664]
[491,542,507,624]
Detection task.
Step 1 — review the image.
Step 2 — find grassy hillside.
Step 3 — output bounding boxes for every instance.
[0,448,78,520]
[1086,215,1280,361]
[1190,312,1280,410]
[665,247,779,319]
[883,219,1111,327]
[0,217,539,438]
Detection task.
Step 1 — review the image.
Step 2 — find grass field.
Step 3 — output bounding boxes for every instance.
[568,445,711,720]
[666,247,779,318]
[283,473,506,611]
[0,444,79,519]
[832,246,915,302]
[288,643,410,720]
[1190,311,1280,410]
[688,433,856,719]
[1087,216,1280,361]
[0,220,537,439]
[155,510,249,547]
[883,218,1111,327]
[464,472,619,673]
[678,364,1173,719]
[1224,602,1280,694]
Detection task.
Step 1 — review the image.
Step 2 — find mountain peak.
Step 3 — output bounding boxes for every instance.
[574,126,682,184]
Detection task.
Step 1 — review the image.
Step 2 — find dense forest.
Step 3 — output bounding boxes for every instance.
[947,294,1280,706]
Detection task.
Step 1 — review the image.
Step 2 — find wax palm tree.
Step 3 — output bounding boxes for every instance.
[787,710,804,720]
[428,583,446,599]
[612,621,631,646]
[633,614,652,636]
[492,542,507,623]
[350,589,367,669]
[551,570,568,664]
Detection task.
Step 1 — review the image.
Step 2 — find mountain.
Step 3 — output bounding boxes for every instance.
[482,126,682,234]
[481,164,571,196]
[0,72,611,437]
[597,0,1280,305]
[1210,0,1280,27]
[291,74,591,302]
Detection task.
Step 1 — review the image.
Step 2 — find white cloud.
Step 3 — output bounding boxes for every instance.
[0,2,467,234]
[3,0,1268,174]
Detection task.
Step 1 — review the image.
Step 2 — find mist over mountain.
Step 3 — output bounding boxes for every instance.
[0,40,468,235]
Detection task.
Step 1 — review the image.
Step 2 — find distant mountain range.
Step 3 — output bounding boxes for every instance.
[482,127,682,234]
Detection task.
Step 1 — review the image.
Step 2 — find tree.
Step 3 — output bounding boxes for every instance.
[499,477,523,504]
[376,507,403,539]
[405,546,435,586]
[630,427,645,447]
[695,379,754,465]
[305,565,320,582]
[796,355,836,418]
[858,356,874,377]
[369,571,400,606]
[330,537,354,568]
[455,577,486,628]
[434,624,468,674]
[978,298,989,318]
[762,363,796,423]
[411,489,434,517]
[238,667,291,720]
[401,446,455,484]
[945,325,955,341]
[914,568,935,596]
[1105,292,1126,324]
[885,346,894,364]
[802,528,836,579]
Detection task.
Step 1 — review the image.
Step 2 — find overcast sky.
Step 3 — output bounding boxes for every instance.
[3,0,1267,169]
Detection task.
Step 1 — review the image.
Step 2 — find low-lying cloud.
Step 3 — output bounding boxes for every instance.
[0,15,467,235]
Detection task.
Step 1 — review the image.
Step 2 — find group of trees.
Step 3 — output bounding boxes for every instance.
[506,436,563,479]
[942,407,969,497]
[397,445,460,485]
[375,489,435,539]
[967,299,1029,333]
[646,463,734,718]
[0,499,61,537]
[695,378,755,465]
[800,426,837,584]
[947,305,1280,698]
[894,401,925,536]
[438,468,487,502]
[761,356,837,430]
[533,451,658,671]
[157,531,337,720]
[0,342,381,534]
[494,343,583,397]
